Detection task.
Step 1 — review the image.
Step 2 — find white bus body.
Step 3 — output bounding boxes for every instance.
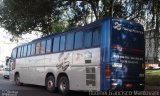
[15,48,100,91]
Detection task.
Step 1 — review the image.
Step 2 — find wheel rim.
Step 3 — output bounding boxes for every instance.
[47,80,53,88]
[60,80,66,92]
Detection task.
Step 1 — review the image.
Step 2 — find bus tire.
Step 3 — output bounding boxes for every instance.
[15,74,23,86]
[58,76,69,95]
[46,76,56,92]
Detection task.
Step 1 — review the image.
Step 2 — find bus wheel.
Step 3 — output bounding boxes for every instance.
[46,76,56,92]
[58,76,69,95]
[15,74,23,86]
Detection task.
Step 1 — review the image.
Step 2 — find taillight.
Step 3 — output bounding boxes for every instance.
[125,83,133,88]
[105,66,112,78]
[111,83,118,89]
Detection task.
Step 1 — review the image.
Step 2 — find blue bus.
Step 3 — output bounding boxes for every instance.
[11,18,145,95]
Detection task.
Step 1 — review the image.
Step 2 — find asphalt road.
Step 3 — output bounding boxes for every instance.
[0,74,89,96]
[0,73,159,96]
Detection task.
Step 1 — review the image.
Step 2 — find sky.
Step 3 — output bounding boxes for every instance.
[0,28,41,66]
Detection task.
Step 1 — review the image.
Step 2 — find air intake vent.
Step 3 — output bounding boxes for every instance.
[86,67,96,86]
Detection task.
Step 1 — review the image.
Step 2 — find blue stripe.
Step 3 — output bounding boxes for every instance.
[100,18,112,90]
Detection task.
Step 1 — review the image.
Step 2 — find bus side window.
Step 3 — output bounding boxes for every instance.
[46,39,52,53]
[12,48,17,58]
[53,36,60,52]
[17,47,21,58]
[74,31,83,49]
[21,46,24,57]
[92,28,100,46]
[27,44,31,56]
[84,31,92,48]
[60,35,65,51]
[31,43,35,55]
[40,40,46,54]
[36,42,41,55]
[23,45,28,57]
[66,32,74,50]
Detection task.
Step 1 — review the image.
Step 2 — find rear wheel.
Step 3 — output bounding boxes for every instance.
[58,76,69,95]
[15,74,23,86]
[45,76,56,92]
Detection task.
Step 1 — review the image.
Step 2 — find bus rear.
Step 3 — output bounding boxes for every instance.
[100,19,145,91]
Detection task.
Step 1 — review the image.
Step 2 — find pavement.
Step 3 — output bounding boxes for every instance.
[0,73,160,96]
[0,74,60,96]
[0,74,89,96]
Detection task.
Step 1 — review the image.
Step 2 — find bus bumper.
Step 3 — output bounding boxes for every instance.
[110,79,145,91]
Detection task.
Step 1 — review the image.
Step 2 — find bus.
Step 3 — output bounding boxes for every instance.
[10,18,145,95]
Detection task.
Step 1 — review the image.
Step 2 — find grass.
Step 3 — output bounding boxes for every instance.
[145,69,160,86]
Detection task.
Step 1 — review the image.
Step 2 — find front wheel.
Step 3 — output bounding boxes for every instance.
[58,76,69,95]
[15,74,23,86]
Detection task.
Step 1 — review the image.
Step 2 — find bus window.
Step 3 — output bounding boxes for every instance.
[36,42,41,55]
[66,32,74,50]
[17,47,21,58]
[21,46,24,57]
[74,31,83,49]
[53,36,60,52]
[12,48,17,58]
[84,31,92,48]
[60,35,65,51]
[92,29,100,46]
[27,44,31,56]
[46,39,52,53]
[40,40,46,54]
[23,45,28,57]
[31,43,35,55]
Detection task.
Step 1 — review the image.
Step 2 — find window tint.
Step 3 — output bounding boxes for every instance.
[21,46,24,57]
[84,31,92,48]
[46,39,52,53]
[60,35,65,51]
[31,43,35,55]
[41,40,46,54]
[92,29,100,46]
[36,42,41,55]
[23,45,27,57]
[12,48,17,58]
[17,47,21,58]
[74,31,83,49]
[66,32,74,50]
[27,44,31,56]
[53,37,60,52]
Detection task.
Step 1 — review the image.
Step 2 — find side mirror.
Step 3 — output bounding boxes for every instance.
[1,65,3,68]
[6,58,9,66]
